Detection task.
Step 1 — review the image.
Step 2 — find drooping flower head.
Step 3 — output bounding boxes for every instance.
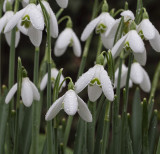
[54,17,81,57]
[40,68,66,91]
[55,0,68,8]
[0,11,20,47]
[4,3,44,47]
[5,77,40,107]
[114,63,151,92]
[45,80,92,122]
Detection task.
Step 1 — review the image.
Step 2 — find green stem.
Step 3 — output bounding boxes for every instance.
[56,8,64,19]
[13,58,22,154]
[0,0,2,95]
[96,36,102,61]
[31,48,40,154]
[87,101,96,154]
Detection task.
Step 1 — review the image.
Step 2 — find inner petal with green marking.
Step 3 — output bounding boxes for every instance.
[21,15,31,29]
[96,23,107,34]
[90,78,101,87]
[138,30,145,40]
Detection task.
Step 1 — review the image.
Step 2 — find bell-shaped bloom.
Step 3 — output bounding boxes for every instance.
[54,28,81,57]
[40,68,66,91]
[114,63,151,92]
[81,12,115,41]
[75,64,114,102]
[37,1,58,38]
[5,77,40,107]
[55,0,68,8]
[0,11,20,47]
[120,10,135,22]
[45,89,92,122]
[4,4,44,47]
[111,30,146,66]
[114,64,132,88]
[137,18,160,52]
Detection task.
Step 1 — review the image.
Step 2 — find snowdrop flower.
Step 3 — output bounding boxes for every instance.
[5,77,40,107]
[37,1,58,38]
[45,89,92,122]
[55,0,68,8]
[114,64,132,88]
[137,10,160,52]
[4,3,44,47]
[111,30,147,66]
[81,12,115,42]
[54,28,81,57]
[40,68,66,91]
[114,63,151,92]
[75,64,114,102]
[120,10,135,22]
[0,11,20,47]
[3,0,14,12]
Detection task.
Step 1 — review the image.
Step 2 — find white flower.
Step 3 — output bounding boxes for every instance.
[3,0,14,12]
[37,1,58,38]
[75,64,114,102]
[81,12,115,41]
[120,10,135,22]
[40,68,66,91]
[137,18,160,52]
[55,0,68,8]
[111,30,147,66]
[0,11,20,47]
[114,64,132,88]
[5,77,40,107]
[114,63,151,92]
[45,89,92,122]
[4,4,44,47]
[54,28,81,57]
[22,0,30,8]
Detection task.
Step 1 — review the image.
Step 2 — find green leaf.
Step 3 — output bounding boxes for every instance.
[131,88,142,154]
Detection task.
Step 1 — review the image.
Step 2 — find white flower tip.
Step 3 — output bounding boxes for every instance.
[121,10,135,21]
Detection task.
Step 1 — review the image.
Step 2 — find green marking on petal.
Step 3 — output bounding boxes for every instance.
[124,41,130,51]
[138,30,144,40]
[69,39,73,47]
[90,78,101,86]
[21,15,31,28]
[95,23,107,34]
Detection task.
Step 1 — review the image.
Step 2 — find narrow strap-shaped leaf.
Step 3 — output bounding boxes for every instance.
[156,137,160,154]
[135,0,143,24]
[131,88,142,154]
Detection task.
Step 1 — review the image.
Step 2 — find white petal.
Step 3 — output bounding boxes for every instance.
[140,68,151,92]
[72,30,81,57]
[63,90,78,115]
[100,69,114,101]
[133,48,147,66]
[77,95,92,122]
[28,4,44,30]
[21,78,33,107]
[127,30,145,53]
[22,0,29,8]
[105,18,120,38]
[111,34,127,58]
[40,73,48,90]
[149,29,160,52]
[45,95,64,121]
[130,63,143,84]
[17,21,28,35]
[28,25,42,47]
[56,0,68,8]
[5,83,17,104]
[101,34,114,49]
[114,64,128,88]
[0,15,7,33]
[121,10,135,21]
[54,46,67,57]
[29,80,40,101]
[4,31,11,46]
[88,84,102,102]
[15,30,20,48]
[137,19,155,40]
[75,67,95,93]
[4,8,26,33]
[81,16,100,41]
[50,8,58,38]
